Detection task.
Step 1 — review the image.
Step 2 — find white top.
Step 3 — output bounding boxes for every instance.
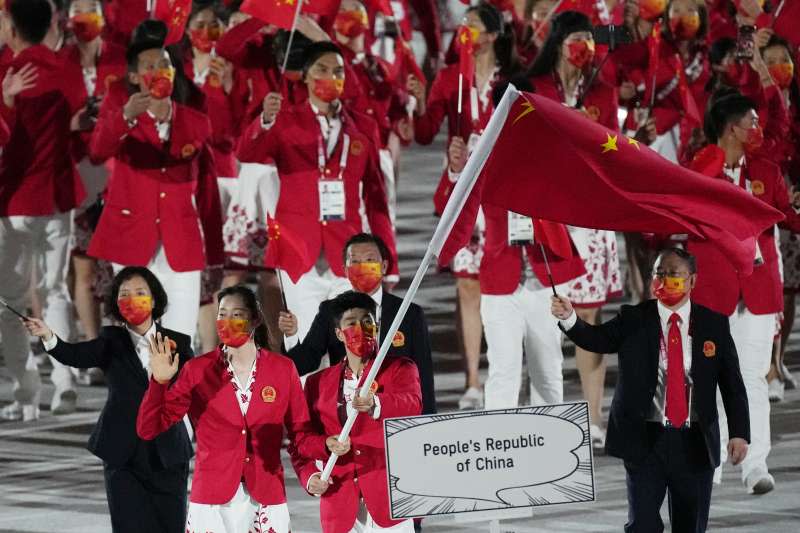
[310,101,343,158]
[224,352,258,416]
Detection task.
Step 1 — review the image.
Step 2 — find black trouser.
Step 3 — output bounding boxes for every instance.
[103,441,189,533]
[624,424,714,533]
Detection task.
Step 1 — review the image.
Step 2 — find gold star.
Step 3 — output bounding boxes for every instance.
[601,133,618,153]
[513,101,535,124]
[627,136,640,150]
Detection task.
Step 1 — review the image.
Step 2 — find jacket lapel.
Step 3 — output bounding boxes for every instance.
[378,294,399,344]
[643,300,661,383]
[118,326,149,387]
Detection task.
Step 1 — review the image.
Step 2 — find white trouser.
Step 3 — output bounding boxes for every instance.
[481,283,566,409]
[112,244,200,337]
[379,148,397,227]
[350,499,414,532]
[186,483,290,533]
[0,213,75,406]
[717,306,774,481]
[280,266,352,343]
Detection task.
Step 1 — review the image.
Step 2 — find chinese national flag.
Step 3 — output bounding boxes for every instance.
[673,54,702,127]
[437,87,783,275]
[456,25,477,94]
[366,0,393,16]
[644,20,661,106]
[303,0,340,17]
[241,0,298,30]
[153,0,192,45]
[265,217,311,283]
[533,219,574,260]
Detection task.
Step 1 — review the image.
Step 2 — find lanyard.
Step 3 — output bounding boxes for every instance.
[317,131,350,181]
[553,71,585,108]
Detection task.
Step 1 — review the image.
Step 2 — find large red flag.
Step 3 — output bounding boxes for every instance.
[673,54,702,126]
[303,0,340,16]
[153,0,191,45]
[439,87,783,275]
[265,217,311,283]
[241,0,299,30]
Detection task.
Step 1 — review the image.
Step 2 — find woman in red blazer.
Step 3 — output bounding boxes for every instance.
[137,285,320,532]
[290,291,422,533]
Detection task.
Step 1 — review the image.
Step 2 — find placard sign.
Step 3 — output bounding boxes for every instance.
[384,402,594,519]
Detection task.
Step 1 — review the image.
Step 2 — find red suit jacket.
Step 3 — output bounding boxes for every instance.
[0,45,85,216]
[290,357,422,533]
[137,348,321,505]
[237,102,397,280]
[88,91,224,270]
[528,73,619,131]
[688,156,800,316]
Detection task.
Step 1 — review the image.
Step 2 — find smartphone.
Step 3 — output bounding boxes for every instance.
[593,25,633,47]
[735,25,756,61]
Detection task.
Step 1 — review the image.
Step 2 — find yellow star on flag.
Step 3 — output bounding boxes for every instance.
[627,136,640,150]
[601,133,618,153]
[513,101,535,124]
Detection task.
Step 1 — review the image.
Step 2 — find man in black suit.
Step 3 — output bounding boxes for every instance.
[551,248,749,533]
[278,233,436,414]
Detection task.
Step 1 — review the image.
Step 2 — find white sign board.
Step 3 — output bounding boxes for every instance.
[384,402,594,520]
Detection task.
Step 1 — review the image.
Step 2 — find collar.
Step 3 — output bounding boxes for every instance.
[310,99,342,119]
[656,298,691,328]
[370,286,383,308]
[146,102,173,124]
[126,321,157,344]
[723,155,746,171]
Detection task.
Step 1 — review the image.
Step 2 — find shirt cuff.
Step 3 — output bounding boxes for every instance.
[42,334,58,351]
[559,312,577,331]
[284,334,299,350]
[371,394,382,419]
[447,168,460,183]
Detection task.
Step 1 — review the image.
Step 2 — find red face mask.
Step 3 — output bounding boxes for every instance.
[768,62,794,90]
[638,0,667,21]
[311,77,344,102]
[651,276,688,307]
[341,323,377,358]
[740,124,764,153]
[117,295,153,326]
[669,13,700,40]
[565,40,595,69]
[334,10,368,38]
[70,12,104,43]
[347,262,383,294]
[142,67,175,99]
[216,318,251,348]
[189,27,221,53]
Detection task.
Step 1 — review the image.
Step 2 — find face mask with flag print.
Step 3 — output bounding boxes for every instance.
[638,0,667,21]
[768,62,794,90]
[455,24,480,54]
[70,12,104,42]
[736,124,764,153]
[216,318,251,348]
[334,10,368,38]
[566,39,595,69]
[341,322,377,358]
[347,262,383,294]
[189,26,221,53]
[312,77,344,102]
[651,276,688,307]
[143,67,175,99]
[117,295,153,326]
[669,13,700,40]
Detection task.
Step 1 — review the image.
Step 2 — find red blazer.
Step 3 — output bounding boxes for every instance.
[88,91,224,270]
[137,348,321,505]
[0,45,85,216]
[688,157,800,316]
[237,102,397,280]
[479,204,586,295]
[528,73,619,131]
[290,357,422,533]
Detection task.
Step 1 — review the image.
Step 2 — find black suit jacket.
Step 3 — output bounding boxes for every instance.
[561,300,749,468]
[47,325,194,468]
[286,291,437,413]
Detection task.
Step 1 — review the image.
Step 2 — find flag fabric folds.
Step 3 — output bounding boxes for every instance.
[153,0,192,45]
[265,217,311,283]
[241,0,299,30]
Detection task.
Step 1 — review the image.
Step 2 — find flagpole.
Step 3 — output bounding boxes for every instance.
[533,0,564,40]
[538,243,559,297]
[148,0,156,18]
[457,73,464,138]
[319,85,522,483]
[281,0,305,75]
[276,269,288,311]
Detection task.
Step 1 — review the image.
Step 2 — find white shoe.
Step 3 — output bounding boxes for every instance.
[745,469,775,495]
[0,402,40,422]
[51,390,77,415]
[781,363,797,390]
[458,387,484,410]
[768,379,785,403]
[590,424,606,449]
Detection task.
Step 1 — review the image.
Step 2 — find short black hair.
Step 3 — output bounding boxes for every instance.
[107,267,168,323]
[273,28,313,72]
[703,90,757,144]
[655,247,697,275]
[126,19,168,69]
[301,41,343,78]
[342,233,392,272]
[188,0,230,25]
[330,290,377,327]
[709,37,736,66]
[8,0,53,45]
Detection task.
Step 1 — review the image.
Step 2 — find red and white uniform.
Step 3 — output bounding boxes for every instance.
[138,348,318,531]
[291,357,421,533]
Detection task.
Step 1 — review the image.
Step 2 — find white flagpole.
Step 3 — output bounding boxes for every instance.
[533,0,564,40]
[148,0,156,17]
[319,84,521,482]
[281,0,305,74]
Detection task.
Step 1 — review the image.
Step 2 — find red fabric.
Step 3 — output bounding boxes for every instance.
[137,348,321,505]
[87,91,220,271]
[673,53,701,127]
[456,27,476,103]
[688,157,800,315]
[0,45,86,216]
[153,0,192,45]
[303,0,341,17]
[665,313,688,428]
[0,114,8,147]
[476,92,783,276]
[289,357,421,532]
[644,21,662,107]
[528,73,619,131]
[242,0,298,30]
[266,216,312,283]
[236,102,397,280]
[688,144,725,177]
[366,0,393,16]
[533,218,574,259]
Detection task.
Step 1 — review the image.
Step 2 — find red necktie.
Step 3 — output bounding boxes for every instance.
[665,313,688,427]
